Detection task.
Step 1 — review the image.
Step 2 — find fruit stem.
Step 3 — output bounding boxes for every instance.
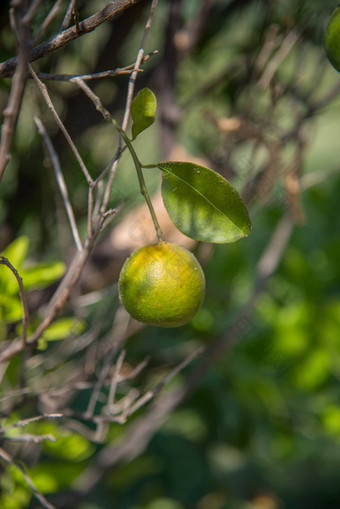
[112,120,163,242]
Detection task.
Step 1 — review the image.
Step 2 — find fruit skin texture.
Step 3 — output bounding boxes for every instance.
[325,7,340,72]
[118,242,205,327]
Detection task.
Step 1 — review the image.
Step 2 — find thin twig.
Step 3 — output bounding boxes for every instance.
[106,349,126,413]
[71,77,128,224]
[259,28,300,88]
[300,164,340,190]
[0,387,30,403]
[35,67,140,81]
[0,413,63,432]
[23,0,44,24]
[33,0,64,44]
[93,147,126,186]
[125,347,204,417]
[3,434,57,443]
[34,117,83,252]
[256,212,294,284]
[60,0,78,31]
[72,77,111,120]
[121,356,150,381]
[0,0,145,78]
[0,0,31,182]
[32,52,158,81]
[101,0,159,213]
[73,0,80,32]
[87,184,94,236]
[0,256,29,343]
[0,448,56,509]
[85,307,129,418]
[30,65,93,184]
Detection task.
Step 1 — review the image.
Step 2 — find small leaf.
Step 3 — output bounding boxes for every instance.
[131,88,157,139]
[158,161,251,243]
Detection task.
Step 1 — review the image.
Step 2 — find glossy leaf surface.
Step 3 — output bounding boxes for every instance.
[158,161,251,243]
[131,88,157,139]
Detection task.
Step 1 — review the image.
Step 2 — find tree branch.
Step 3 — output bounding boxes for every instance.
[0,255,29,343]
[0,0,144,78]
[34,117,83,252]
[0,0,32,182]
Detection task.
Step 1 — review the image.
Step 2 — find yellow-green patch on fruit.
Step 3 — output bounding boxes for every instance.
[118,242,205,327]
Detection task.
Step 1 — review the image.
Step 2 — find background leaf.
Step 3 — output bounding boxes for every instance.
[158,161,251,243]
[0,236,29,294]
[0,236,29,269]
[21,261,65,290]
[131,88,157,139]
[42,317,86,341]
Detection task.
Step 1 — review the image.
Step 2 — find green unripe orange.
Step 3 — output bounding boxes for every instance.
[118,242,205,327]
[325,7,340,72]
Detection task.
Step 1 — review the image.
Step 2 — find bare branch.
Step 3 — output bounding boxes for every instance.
[106,349,126,413]
[0,1,31,182]
[23,0,44,24]
[32,52,157,82]
[259,28,300,89]
[30,65,93,184]
[34,117,83,251]
[34,67,138,81]
[256,212,294,283]
[125,346,204,417]
[0,0,145,78]
[60,0,78,31]
[85,307,129,418]
[33,0,65,44]
[72,77,111,120]
[101,0,159,212]
[0,413,62,434]
[0,447,56,509]
[3,434,57,443]
[0,256,29,343]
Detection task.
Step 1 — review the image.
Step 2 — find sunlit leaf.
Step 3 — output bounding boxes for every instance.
[0,236,29,293]
[131,88,157,139]
[1,236,29,269]
[43,432,94,461]
[293,348,330,390]
[323,405,340,436]
[158,161,251,243]
[29,471,58,494]
[21,261,65,290]
[42,317,85,341]
[0,294,22,322]
[29,462,84,491]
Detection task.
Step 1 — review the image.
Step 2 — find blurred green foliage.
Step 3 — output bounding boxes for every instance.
[0,236,65,338]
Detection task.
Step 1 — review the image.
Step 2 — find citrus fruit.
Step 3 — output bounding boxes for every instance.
[325,7,340,72]
[118,241,205,327]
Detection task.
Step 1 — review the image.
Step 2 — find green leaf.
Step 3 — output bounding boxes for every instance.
[42,317,85,342]
[0,294,22,323]
[131,88,157,139]
[0,236,29,293]
[1,236,29,268]
[21,261,65,290]
[157,161,251,243]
